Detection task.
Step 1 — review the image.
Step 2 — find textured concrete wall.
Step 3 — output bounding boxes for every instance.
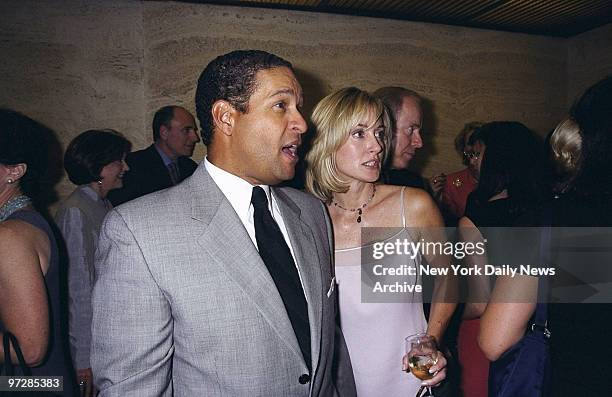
[0,1,582,207]
[143,2,567,178]
[567,23,612,107]
[0,0,145,208]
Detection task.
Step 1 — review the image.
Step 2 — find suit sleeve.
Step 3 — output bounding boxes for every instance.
[55,207,93,371]
[91,210,173,396]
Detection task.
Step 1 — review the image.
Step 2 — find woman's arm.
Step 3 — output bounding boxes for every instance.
[0,220,50,366]
[404,189,457,343]
[457,216,491,319]
[478,275,537,361]
[55,206,94,372]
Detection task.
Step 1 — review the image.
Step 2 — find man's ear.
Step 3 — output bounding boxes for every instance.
[7,163,27,182]
[211,100,235,137]
[159,124,169,140]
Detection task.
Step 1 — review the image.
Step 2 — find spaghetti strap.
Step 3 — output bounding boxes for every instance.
[400,186,407,228]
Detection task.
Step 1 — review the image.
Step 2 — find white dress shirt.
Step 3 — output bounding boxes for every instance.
[204,157,300,267]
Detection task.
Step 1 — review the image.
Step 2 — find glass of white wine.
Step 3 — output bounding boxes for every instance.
[405,333,438,397]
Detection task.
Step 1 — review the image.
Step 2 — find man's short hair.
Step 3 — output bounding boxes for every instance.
[152,106,179,142]
[195,50,293,146]
[305,87,392,202]
[373,86,422,131]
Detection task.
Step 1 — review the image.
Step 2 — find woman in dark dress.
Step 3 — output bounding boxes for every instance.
[457,121,544,396]
[0,109,76,396]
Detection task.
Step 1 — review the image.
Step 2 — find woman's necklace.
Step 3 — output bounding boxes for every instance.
[331,184,376,223]
[0,195,31,222]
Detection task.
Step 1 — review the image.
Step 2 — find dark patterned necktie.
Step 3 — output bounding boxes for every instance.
[251,186,311,370]
[168,161,180,185]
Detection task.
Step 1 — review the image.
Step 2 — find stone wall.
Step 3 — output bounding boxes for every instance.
[0,0,145,207]
[567,23,612,107]
[0,1,608,208]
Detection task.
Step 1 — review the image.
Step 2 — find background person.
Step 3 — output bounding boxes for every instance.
[55,129,131,396]
[373,86,427,189]
[457,121,545,396]
[547,118,581,196]
[437,122,483,225]
[493,76,612,396]
[107,105,199,206]
[306,87,453,397]
[0,108,76,396]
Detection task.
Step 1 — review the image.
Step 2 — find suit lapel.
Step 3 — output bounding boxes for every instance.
[273,188,323,374]
[189,166,306,366]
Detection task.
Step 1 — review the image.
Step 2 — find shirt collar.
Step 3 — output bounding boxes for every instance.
[81,184,102,201]
[154,143,174,167]
[81,185,112,210]
[204,157,272,219]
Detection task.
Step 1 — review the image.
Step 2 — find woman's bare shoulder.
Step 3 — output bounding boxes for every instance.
[0,219,49,269]
[400,187,443,227]
[0,218,45,242]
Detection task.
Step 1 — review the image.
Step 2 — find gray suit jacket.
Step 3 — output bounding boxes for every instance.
[91,164,356,396]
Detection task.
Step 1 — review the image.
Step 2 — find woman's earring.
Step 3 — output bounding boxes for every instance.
[97,180,103,185]
[7,178,14,184]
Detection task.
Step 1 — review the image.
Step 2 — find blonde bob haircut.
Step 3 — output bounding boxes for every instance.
[305,87,392,202]
[550,118,582,190]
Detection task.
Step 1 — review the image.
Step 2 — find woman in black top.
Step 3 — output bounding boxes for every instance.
[544,76,612,396]
[457,121,545,396]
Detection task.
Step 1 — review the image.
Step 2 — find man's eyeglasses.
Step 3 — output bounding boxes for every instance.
[463,151,480,160]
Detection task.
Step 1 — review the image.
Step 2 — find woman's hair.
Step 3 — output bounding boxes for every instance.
[569,74,612,200]
[305,87,391,202]
[64,129,132,185]
[455,122,484,161]
[549,118,581,193]
[471,121,544,213]
[0,108,50,197]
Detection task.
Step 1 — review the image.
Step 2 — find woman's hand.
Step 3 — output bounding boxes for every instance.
[402,349,448,387]
[428,173,446,199]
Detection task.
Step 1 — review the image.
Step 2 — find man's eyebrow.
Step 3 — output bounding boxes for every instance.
[268,88,296,98]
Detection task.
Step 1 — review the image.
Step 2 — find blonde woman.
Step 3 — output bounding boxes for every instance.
[305,87,454,396]
[548,117,581,195]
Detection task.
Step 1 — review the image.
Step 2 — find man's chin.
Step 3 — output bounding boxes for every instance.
[393,158,412,170]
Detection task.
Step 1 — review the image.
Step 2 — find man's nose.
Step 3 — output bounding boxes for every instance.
[411,131,423,148]
[292,110,308,135]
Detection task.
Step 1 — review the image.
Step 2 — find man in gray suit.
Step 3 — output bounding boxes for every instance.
[91,50,356,396]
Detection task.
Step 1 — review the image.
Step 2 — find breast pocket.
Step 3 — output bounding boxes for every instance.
[326,276,336,298]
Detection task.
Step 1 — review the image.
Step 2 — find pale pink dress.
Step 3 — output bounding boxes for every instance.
[335,187,427,396]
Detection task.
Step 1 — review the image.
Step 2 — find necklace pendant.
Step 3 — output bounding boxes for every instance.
[357,215,361,223]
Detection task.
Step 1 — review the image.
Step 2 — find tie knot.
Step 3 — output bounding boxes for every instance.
[251,186,269,210]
